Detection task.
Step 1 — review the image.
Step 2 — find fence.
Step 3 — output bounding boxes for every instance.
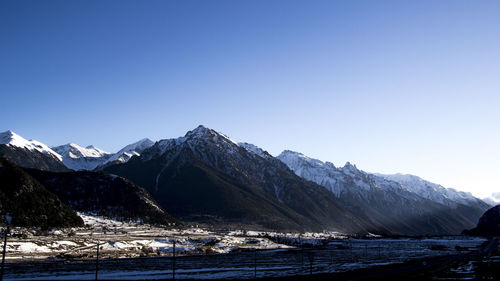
[0,234,489,280]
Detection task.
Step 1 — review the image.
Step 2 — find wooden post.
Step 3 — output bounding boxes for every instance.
[253,250,257,279]
[308,252,313,275]
[172,240,176,280]
[0,227,9,281]
[95,240,100,281]
[350,241,354,262]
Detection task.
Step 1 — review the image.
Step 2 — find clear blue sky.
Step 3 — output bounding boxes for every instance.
[1,0,499,198]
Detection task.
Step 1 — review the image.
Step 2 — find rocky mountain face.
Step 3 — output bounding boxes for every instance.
[2,127,491,235]
[0,131,68,172]
[377,173,489,208]
[105,138,154,163]
[49,139,155,171]
[105,126,379,233]
[277,150,489,235]
[97,138,154,169]
[464,205,500,237]
[27,169,177,226]
[0,157,83,228]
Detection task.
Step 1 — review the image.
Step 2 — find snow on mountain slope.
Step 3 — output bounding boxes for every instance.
[52,143,112,171]
[238,142,273,160]
[105,125,383,233]
[103,138,154,164]
[277,150,347,196]
[276,150,410,198]
[377,173,486,208]
[0,130,62,161]
[277,150,487,209]
[149,125,240,160]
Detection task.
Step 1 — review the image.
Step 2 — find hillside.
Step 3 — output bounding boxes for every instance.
[0,157,83,228]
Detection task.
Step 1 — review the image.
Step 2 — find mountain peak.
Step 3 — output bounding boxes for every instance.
[102,137,155,165]
[185,125,238,145]
[281,149,300,155]
[279,150,306,158]
[0,130,16,139]
[343,161,357,169]
[186,125,216,137]
[51,143,111,170]
[0,130,62,161]
[0,130,22,144]
[138,137,154,144]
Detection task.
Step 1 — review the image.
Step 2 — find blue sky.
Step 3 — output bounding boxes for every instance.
[1,0,499,198]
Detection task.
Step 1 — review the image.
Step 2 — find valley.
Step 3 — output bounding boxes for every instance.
[0,213,489,280]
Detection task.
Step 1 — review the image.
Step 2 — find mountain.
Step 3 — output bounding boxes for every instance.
[52,139,155,171]
[277,150,489,235]
[0,130,68,172]
[0,131,157,172]
[27,169,177,226]
[105,125,379,233]
[52,143,113,171]
[464,205,500,237]
[98,138,154,168]
[0,157,83,228]
[482,192,500,206]
[376,173,489,208]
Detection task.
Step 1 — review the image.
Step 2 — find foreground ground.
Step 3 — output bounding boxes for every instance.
[0,214,494,280]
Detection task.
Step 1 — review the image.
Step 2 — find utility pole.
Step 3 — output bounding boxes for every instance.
[172,240,176,280]
[1,215,11,281]
[0,226,9,281]
[95,240,100,281]
[253,250,257,279]
[308,253,313,276]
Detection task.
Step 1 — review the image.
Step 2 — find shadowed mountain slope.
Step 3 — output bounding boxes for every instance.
[27,169,178,226]
[0,157,83,227]
[105,126,380,233]
[464,205,500,237]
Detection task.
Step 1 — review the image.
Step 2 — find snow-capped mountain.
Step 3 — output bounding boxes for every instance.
[102,138,154,165]
[52,138,155,171]
[105,125,375,233]
[277,149,490,235]
[103,125,487,235]
[377,173,487,208]
[52,143,113,171]
[0,130,62,161]
[277,150,488,209]
[0,130,156,171]
[0,130,68,171]
[1,126,493,234]
[238,142,273,160]
[277,150,414,199]
[277,150,347,196]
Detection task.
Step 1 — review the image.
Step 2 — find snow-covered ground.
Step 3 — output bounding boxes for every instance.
[3,213,307,261]
[0,213,489,280]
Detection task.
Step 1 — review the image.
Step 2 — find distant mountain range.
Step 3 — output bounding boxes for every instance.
[277,150,489,235]
[0,130,154,171]
[0,127,492,235]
